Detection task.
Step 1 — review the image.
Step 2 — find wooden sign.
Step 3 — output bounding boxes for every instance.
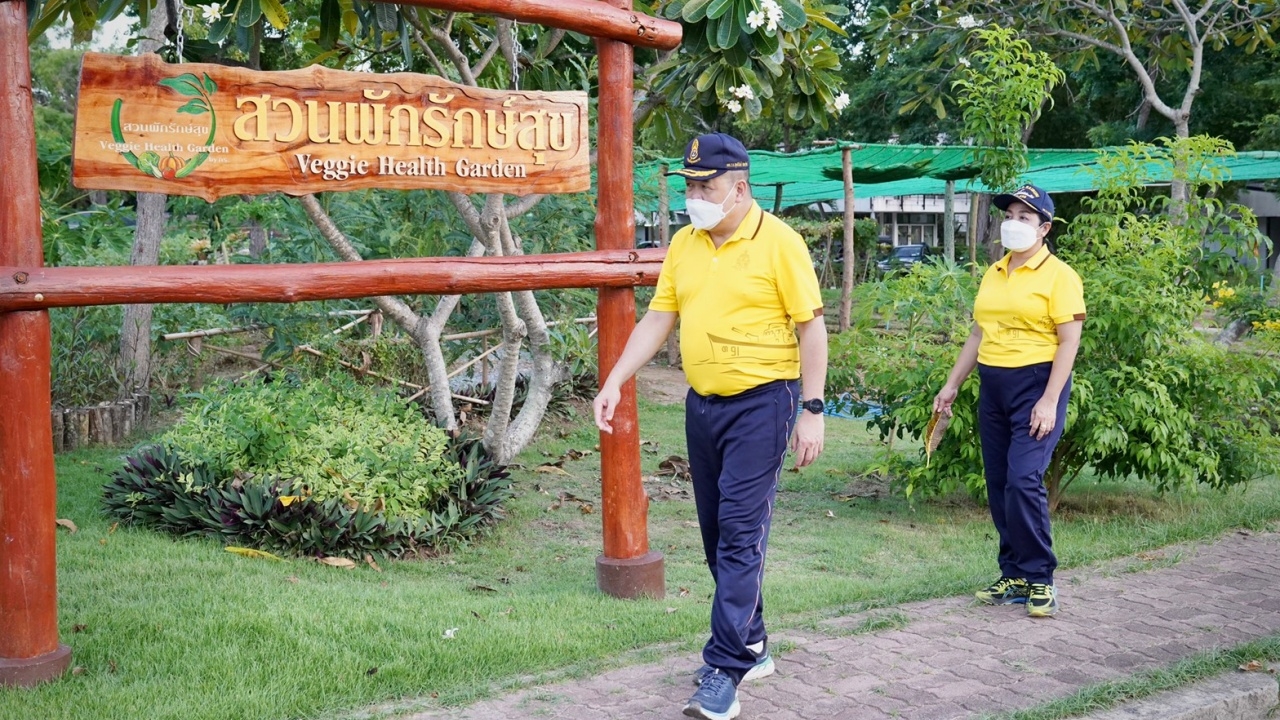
[72,53,589,201]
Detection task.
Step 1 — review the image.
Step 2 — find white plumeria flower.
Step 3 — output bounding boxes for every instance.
[958,57,971,68]
[833,92,851,112]
[201,3,222,23]
[762,0,783,32]
[731,84,755,100]
[725,99,743,113]
[747,10,766,30]
[957,15,979,29]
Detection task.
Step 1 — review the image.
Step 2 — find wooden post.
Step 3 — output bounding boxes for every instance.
[0,0,72,686]
[773,183,784,214]
[944,179,956,263]
[657,165,678,367]
[968,192,980,276]
[838,146,856,333]
[593,0,663,599]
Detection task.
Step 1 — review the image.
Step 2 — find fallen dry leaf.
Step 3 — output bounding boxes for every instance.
[678,587,690,597]
[318,556,357,569]
[657,455,692,481]
[825,510,835,518]
[71,666,85,676]
[1240,660,1264,672]
[364,554,383,572]
[665,607,678,614]
[469,584,498,593]
[226,546,284,561]
[579,503,594,515]
[72,624,87,633]
[107,522,118,534]
[535,464,570,475]
[286,576,299,584]
[924,409,951,467]
[55,518,78,534]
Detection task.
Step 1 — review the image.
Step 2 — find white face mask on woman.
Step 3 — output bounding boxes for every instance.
[1000,219,1040,252]
[686,184,740,230]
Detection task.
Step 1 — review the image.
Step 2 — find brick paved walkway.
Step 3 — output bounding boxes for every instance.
[400,530,1280,720]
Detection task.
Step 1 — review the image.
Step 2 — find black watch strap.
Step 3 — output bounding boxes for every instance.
[802,398,825,415]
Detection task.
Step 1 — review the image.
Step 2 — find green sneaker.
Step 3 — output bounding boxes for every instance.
[1027,583,1058,617]
[975,576,1029,605]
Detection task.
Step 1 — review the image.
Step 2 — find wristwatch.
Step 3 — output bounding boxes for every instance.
[802,398,825,415]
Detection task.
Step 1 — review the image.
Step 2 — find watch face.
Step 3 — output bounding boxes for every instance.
[804,399,824,414]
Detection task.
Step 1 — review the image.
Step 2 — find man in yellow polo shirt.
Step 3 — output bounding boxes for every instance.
[593,133,827,720]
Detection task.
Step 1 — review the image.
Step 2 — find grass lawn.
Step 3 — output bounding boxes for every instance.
[3,390,1279,720]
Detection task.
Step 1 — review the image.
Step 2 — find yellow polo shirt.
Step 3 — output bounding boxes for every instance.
[974,245,1086,367]
[650,202,823,396]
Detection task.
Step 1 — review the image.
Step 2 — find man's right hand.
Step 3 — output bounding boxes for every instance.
[593,384,621,433]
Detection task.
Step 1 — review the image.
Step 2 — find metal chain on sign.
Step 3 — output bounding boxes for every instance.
[174,0,185,62]
[510,20,522,90]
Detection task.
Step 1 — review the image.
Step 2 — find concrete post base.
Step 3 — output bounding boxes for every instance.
[596,551,664,599]
[0,644,71,687]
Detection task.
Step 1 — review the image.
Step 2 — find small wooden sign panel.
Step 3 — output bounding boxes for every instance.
[72,53,589,201]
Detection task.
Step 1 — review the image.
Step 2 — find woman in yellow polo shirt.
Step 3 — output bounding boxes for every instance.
[933,184,1085,618]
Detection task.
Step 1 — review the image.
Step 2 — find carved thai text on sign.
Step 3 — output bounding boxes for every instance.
[72,53,590,201]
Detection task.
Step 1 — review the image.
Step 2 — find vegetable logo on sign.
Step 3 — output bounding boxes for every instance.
[110,72,219,181]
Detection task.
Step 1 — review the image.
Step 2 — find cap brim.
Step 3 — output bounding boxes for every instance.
[665,166,728,179]
[993,194,1052,223]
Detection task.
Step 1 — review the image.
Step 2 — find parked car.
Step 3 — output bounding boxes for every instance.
[876,244,933,273]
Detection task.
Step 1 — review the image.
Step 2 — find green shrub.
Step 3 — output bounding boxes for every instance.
[103,376,513,558]
[830,137,1280,509]
[158,373,465,520]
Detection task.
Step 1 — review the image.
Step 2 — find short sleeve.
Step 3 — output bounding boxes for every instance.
[773,225,823,323]
[1049,263,1086,324]
[648,231,684,313]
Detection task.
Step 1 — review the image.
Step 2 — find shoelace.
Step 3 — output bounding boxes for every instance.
[1028,583,1053,599]
[994,577,1024,592]
[699,670,735,698]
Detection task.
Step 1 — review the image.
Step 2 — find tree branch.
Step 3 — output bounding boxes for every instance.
[496,18,520,88]
[504,194,545,218]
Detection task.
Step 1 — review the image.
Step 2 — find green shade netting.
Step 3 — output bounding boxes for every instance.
[635,142,1280,212]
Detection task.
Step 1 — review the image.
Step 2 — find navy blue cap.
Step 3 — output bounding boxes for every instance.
[666,133,750,180]
[993,184,1054,224]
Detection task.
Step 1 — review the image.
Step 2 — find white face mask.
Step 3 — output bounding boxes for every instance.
[1000,219,1040,252]
[686,184,740,230]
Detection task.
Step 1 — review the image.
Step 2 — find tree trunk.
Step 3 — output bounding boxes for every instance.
[117,3,170,399]
[247,219,267,258]
[839,147,855,332]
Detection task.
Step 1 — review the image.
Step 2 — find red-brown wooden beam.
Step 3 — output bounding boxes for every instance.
[0,249,665,312]
[592,0,664,600]
[0,0,71,687]
[387,0,681,50]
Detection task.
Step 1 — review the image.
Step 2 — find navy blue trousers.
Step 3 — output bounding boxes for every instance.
[686,379,798,686]
[977,363,1070,585]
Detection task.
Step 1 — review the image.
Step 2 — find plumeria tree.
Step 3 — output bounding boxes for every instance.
[868,0,1280,206]
[26,0,852,461]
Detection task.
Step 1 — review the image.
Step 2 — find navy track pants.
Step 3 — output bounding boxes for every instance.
[977,362,1070,585]
[685,379,797,685]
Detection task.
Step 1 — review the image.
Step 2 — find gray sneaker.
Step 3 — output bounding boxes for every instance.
[693,653,775,686]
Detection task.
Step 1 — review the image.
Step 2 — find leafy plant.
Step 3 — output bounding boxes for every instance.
[951,25,1066,192]
[158,373,465,520]
[829,136,1280,509]
[103,426,513,559]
